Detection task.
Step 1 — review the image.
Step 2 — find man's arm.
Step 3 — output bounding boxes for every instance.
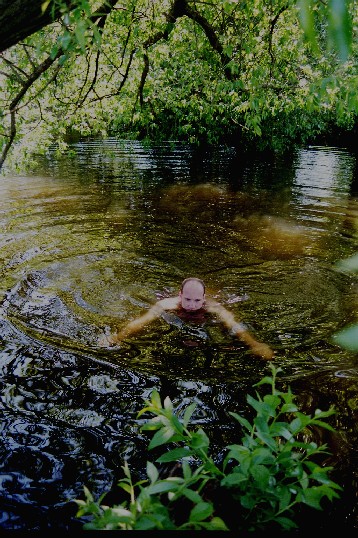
[206,300,274,360]
[99,296,179,347]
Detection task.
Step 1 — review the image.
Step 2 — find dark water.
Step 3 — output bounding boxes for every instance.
[0,140,358,531]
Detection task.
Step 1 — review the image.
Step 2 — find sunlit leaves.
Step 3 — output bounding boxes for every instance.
[48,0,103,59]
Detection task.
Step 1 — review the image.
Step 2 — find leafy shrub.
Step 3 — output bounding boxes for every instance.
[333,254,358,351]
[74,364,341,531]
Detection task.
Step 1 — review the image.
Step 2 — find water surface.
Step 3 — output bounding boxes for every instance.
[0,140,357,530]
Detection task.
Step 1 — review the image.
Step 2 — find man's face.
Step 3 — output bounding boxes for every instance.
[179,281,205,311]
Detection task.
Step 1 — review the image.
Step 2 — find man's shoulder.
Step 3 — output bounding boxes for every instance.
[205,298,222,311]
[156,296,180,310]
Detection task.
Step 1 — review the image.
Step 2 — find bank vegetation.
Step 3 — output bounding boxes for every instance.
[0,0,357,172]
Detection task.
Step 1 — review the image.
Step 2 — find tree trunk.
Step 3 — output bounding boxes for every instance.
[0,0,72,53]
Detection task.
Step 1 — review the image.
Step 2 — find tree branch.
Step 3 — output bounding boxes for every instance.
[0,0,119,170]
[268,4,289,76]
[136,0,236,109]
[0,0,118,53]
[0,0,72,53]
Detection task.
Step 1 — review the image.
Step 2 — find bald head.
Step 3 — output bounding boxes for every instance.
[181,277,205,294]
[180,277,206,311]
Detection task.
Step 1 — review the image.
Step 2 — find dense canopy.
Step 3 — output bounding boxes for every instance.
[0,0,357,172]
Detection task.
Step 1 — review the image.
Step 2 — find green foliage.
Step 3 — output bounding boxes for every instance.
[1,0,357,172]
[333,253,358,351]
[43,0,103,59]
[74,364,342,531]
[297,0,353,61]
[333,323,358,351]
[51,0,101,58]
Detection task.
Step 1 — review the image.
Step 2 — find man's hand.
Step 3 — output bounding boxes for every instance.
[98,332,121,348]
[251,342,275,360]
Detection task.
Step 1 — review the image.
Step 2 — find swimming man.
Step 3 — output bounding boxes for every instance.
[99,277,274,360]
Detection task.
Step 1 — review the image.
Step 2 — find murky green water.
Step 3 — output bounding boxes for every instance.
[0,140,357,530]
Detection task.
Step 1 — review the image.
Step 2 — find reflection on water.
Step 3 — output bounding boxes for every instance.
[0,140,358,530]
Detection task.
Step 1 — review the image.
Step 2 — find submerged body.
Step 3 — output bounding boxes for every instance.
[100,277,274,360]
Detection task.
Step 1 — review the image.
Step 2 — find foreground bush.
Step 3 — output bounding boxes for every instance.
[74,365,341,531]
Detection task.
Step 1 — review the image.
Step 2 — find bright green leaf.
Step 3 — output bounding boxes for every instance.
[332,324,358,351]
[148,426,176,450]
[156,447,193,463]
[189,501,213,522]
[147,461,159,483]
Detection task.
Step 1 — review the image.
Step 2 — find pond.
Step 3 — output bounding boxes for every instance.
[0,140,357,531]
